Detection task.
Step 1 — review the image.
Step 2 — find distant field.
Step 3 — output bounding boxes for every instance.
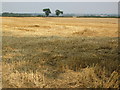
[2,17,118,37]
[2,17,119,88]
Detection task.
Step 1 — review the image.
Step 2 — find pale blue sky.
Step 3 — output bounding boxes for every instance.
[1,0,119,2]
[2,2,118,14]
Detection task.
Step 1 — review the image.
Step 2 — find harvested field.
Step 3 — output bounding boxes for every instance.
[1,17,119,88]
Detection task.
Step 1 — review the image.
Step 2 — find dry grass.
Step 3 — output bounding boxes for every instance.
[1,17,119,88]
[2,17,118,37]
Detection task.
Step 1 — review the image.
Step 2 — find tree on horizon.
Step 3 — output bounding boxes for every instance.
[55,10,63,16]
[43,8,51,17]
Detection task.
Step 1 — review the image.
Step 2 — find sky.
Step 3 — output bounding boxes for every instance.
[1,0,119,2]
[2,2,118,14]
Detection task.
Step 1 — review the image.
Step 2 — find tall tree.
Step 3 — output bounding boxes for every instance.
[55,10,63,16]
[43,8,51,17]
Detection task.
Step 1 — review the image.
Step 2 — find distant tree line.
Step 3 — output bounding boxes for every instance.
[2,12,33,17]
[77,16,119,18]
[1,8,119,18]
[2,8,64,17]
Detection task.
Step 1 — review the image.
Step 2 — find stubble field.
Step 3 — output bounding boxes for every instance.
[1,17,119,88]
